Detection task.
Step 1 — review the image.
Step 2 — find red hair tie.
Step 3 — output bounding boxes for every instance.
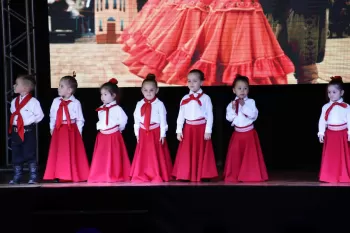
[109,78,118,84]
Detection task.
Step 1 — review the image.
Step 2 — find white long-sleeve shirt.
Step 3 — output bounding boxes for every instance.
[96,101,128,132]
[10,94,44,126]
[318,98,350,136]
[176,89,213,134]
[133,98,168,138]
[49,95,85,134]
[226,97,258,127]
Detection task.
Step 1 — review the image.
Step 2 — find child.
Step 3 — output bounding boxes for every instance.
[162,0,295,85]
[44,72,90,182]
[88,78,131,182]
[223,75,268,182]
[172,69,218,181]
[130,74,173,182]
[9,74,44,184]
[318,76,350,183]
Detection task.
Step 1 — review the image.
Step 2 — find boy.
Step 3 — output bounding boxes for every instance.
[9,74,44,184]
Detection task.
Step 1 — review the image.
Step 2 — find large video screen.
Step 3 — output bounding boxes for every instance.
[48,0,350,87]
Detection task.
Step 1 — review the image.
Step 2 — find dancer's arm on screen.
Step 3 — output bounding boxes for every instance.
[241,99,258,121]
[176,104,185,141]
[204,96,213,140]
[318,105,327,143]
[159,102,168,145]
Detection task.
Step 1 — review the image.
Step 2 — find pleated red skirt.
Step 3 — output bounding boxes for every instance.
[88,131,131,183]
[223,127,268,182]
[172,123,218,181]
[319,128,350,183]
[130,126,173,182]
[44,124,90,182]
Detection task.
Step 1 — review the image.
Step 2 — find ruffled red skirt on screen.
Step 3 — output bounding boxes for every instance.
[130,124,173,182]
[162,0,295,85]
[123,0,213,79]
[88,127,131,183]
[223,125,268,182]
[319,125,350,183]
[122,0,179,53]
[172,119,218,181]
[43,124,90,182]
[120,0,161,52]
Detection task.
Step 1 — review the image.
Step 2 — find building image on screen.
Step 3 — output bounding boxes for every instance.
[48,0,350,88]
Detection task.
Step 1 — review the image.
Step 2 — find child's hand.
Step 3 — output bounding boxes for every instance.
[348,134,350,142]
[50,129,53,135]
[177,133,183,141]
[239,99,245,106]
[319,135,324,143]
[136,136,139,143]
[204,133,211,140]
[160,137,165,144]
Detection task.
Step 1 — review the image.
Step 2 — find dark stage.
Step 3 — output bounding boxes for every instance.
[1,171,350,233]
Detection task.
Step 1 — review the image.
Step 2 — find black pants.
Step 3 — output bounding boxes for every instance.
[11,125,36,165]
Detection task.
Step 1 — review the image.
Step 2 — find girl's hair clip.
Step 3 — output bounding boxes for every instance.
[109,78,118,84]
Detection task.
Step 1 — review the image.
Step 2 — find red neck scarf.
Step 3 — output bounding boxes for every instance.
[96,103,118,125]
[141,97,157,131]
[55,98,72,129]
[181,92,204,106]
[325,102,347,121]
[9,94,32,141]
[235,99,240,115]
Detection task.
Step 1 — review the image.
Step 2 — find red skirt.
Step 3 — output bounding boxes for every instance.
[88,131,131,183]
[122,0,212,79]
[172,122,218,181]
[162,1,294,85]
[130,126,173,182]
[319,128,350,183]
[223,126,268,182]
[44,124,90,182]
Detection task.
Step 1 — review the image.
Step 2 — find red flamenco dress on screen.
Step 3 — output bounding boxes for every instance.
[44,99,90,182]
[172,92,218,181]
[122,0,213,78]
[162,0,295,85]
[120,0,161,52]
[130,98,173,182]
[122,0,180,53]
[88,104,131,183]
[223,98,268,182]
[319,100,350,183]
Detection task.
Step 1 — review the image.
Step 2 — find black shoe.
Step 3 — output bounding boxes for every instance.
[54,178,59,183]
[28,163,39,184]
[9,165,23,184]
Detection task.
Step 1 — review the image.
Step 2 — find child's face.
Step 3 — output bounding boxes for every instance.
[141,82,158,100]
[13,78,29,95]
[58,80,73,98]
[100,88,115,104]
[187,73,202,92]
[328,85,344,102]
[233,80,249,99]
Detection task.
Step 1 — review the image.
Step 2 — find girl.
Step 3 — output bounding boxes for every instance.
[223,75,268,182]
[122,0,213,80]
[172,69,218,181]
[88,78,131,183]
[44,72,90,182]
[318,76,350,183]
[131,74,173,182]
[162,0,295,85]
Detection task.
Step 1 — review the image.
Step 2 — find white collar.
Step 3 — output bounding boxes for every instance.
[189,88,203,95]
[329,98,344,104]
[234,96,248,101]
[105,100,117,107]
